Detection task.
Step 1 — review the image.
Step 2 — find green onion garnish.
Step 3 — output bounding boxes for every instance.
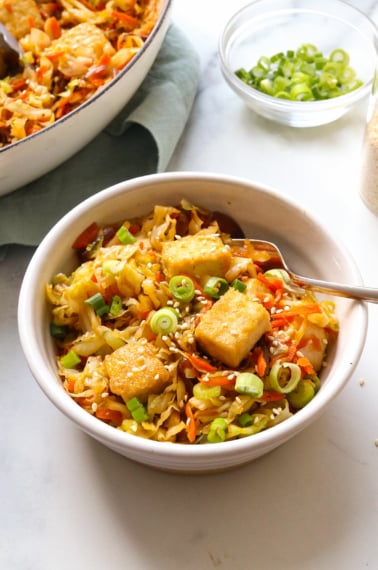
[203,276,229,299]
[193,383,222,400]
[207,417,228,443]
[238,412,254,427]
[264,269,290,284]
[116,225,137,244]
[49,322,68,339]
[287,379,315,409]
[269,362,301,394]
[169,275,195,302]
[109,295,122,316]
[235,372,264,398]
[150,307,178,335]
[60,350,81,369]
[84,292,109,316]
[235,44,363,101]
[126,397,149,423]
[231,278,247,292]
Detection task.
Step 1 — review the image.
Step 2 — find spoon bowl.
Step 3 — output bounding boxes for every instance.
[232,238,378,303]
[0,22,23,78]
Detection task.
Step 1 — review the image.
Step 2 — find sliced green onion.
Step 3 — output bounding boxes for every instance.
[238,412,254,427]
[109,295,122,316]
[102,259,125,275]
[60,350,81,368]
[50,322,68,339]
[193,383,221,400]
[228,415,269,438]
[329,48,349,66]
[116,225,137,244]
[169,275,195,302]
[203,276,229,299]
[126,397,149,423]
[207,417,228,443]
[231,278,247,292]
[150,307,178,335]
[264,269,291,284]
[235,372,264,398]
[269,362,301,394]
[84,292,109,316]
[235,43,363,101]
[287,379,315,409]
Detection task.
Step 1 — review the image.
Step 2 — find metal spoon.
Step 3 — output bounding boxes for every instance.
[232,238,378,303]
[0,23,23,79]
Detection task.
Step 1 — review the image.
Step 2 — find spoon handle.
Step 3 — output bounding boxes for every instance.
[291,274,378,303]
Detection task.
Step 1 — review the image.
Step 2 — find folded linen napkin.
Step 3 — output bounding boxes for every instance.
[0,24,199,247]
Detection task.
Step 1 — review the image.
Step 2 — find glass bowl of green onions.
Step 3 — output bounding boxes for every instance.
[219,0,378,127]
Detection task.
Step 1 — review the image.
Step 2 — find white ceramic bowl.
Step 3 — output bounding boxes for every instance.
[18,172,368,473]
[0,0,172,197]
[219,0,378,127]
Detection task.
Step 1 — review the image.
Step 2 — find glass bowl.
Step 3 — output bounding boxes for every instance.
[219,0,378,127]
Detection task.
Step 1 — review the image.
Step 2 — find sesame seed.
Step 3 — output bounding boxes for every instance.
[92,403,98,412]
[359,378,365,387]
[375,440,378,447]
[154,374,160,381]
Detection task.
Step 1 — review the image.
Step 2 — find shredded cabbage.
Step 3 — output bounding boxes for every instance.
[47,200,339,444]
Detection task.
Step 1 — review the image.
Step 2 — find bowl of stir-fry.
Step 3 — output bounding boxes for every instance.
[0,0,172,195]
[18,172,368,473]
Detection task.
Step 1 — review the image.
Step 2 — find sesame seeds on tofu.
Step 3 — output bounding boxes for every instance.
[104,339,170,401]
[161,234,232,280]
[195,288,271,368]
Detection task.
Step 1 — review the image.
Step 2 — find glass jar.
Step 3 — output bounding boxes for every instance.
[360,87,378,214]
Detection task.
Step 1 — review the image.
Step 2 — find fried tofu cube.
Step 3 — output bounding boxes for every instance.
[161,234,232,280]
[195,288,271,368]
[104,339,170,401]
[0,0,43,39]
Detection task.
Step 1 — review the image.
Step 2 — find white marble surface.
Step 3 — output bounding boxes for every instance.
[2,1,378,568]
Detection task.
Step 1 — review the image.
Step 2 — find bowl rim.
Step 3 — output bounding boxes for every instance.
[17,171,369,462]
[218,0,378,113]
[0,0,173,156]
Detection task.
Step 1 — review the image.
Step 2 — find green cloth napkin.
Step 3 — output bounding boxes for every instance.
[0,24,199,247]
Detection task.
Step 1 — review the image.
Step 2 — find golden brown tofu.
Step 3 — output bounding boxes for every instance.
[161,234,232,280]
[0,0,43,39]
[45,22,115,77]
[104,339,170,401]
[195,288,271,368]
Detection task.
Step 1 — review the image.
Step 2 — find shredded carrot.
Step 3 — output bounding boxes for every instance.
[271,303,322,320]
[256,349,267,377]
[184,353,217,374]
[296,356,316,376]
[45,16,61,39]
[257,272,284,292]
[185,402,196,443]
[259,390,285,403]
[111,10,141,28]
[199,373,236,388]
[67,379,76,392]
[95,408,123,424]
[298,333,323,352]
